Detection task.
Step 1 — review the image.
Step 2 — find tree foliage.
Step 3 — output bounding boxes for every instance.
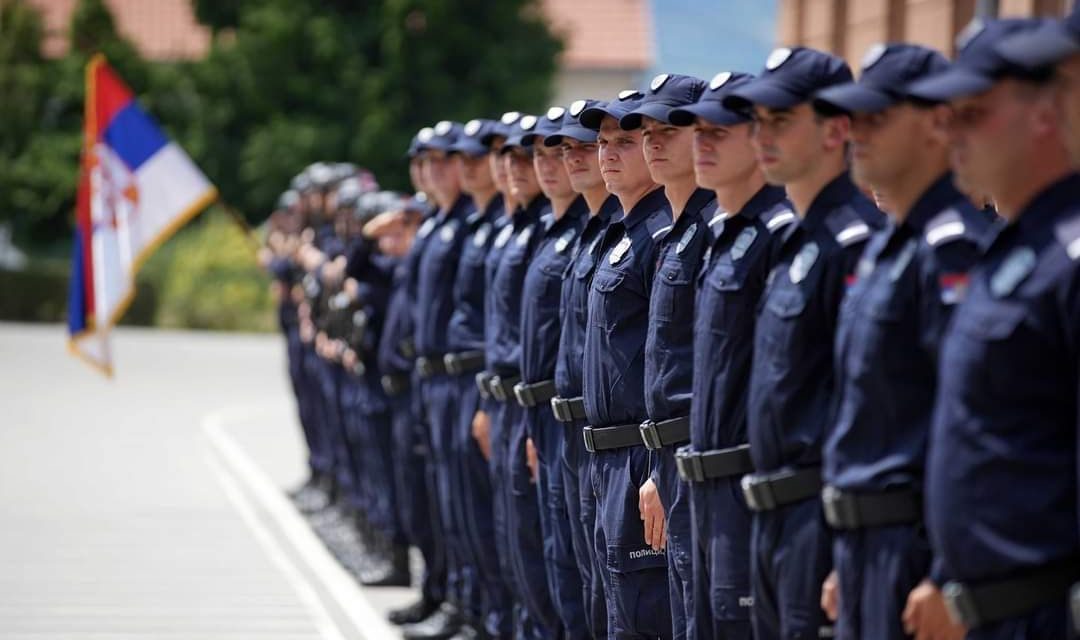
[0,0,562,248]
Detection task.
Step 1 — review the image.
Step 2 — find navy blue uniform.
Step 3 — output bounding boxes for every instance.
[745,172,882,639]
[926,173,1080,638]
[684,186,792,640]
[485,194,558,638]
[414,194,475,609]
[583,186,674,638]
[642,188,716,639]
[823,174,989,640]
[519,196,589,638]
[554,195,619,639]
[445,195,513,636]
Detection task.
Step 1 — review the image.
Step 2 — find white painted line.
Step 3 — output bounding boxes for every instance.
[207,453,347,640]
[202,407,400,640]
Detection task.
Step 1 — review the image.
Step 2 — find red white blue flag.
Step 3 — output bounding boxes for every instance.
[67,55,217,375]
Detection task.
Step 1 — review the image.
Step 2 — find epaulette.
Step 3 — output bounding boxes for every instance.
[540,211,556,231]
[707,209,728,228]
[825,206,871,247]
[1055,209,1080,261]
[465,210,484,226]
[764,207,796,233]
[646,208,675,242]
[924,208,968,247]
[652,224,674,241]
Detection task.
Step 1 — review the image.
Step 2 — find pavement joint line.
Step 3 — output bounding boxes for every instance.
[203,406,399,640]
[206,453,347,640]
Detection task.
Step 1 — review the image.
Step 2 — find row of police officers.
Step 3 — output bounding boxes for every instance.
[261,9,1080,640]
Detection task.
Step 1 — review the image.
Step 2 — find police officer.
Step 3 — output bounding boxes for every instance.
[578,89,674,639]
[515,105,590,639]
[722,47,884,638]
[666,71,794,640]
[487,114,560,638]
[904,18,1080,637]
[812,42,991,640]
[444,117,514,639]
[618,73,713,639]
[546,99,621,640]
[406,120,477,640]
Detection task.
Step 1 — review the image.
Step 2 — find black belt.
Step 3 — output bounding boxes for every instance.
[583,423,644,453]
[675,444,754,483]
[513,379,557,408]
[475,371,495,399]
[741,466,822,512]
[550,396,587,423]
[821,485,921,530]
[444,350,485,376]
[380,373,410,397]
[488,374,521,403]
[398,338,416,359]
[639,416,690,450]
[943,558,1080,629]
[415,356,448,378]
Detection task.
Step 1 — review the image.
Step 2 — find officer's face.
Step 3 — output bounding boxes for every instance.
[305,191,326,216]
[488,137,510,193]
[455,153,495,196]
[1054,54,1080,166]
[692,118,758,190]
[505,147,541,204]
[640,115,696,184]
[849,103,937,192]
[409,156,429,194]
[422,151,461,201]
[598,116,654,196]
[560,139,604,193]
[533,143,575,201]
[947,81,1048,205]
[750,103,845,185]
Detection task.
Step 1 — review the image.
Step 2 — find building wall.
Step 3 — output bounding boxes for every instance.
[777,0,1072,70]
[550,68,642,108]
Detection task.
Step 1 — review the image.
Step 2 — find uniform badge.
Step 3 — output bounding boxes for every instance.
[888,239,917,282]
[546,106,566,121]
[676,223,698,255]
[440,220,458,243]
[609,236,632,265]
[570,100,587,116]
[555,230,575,253]
[417,217,437,239]
[417,127,435,143]
[861,43,888,70]
[766,47,793,71]
[464,119,482,136]
[434,120,453,136]
[990,246,1036,298]
[520,115,537,131]
[473,222,491,247]
[494,224,514,249]
[352,310,367,328]
[501,111,521,125]
[516,226,533,247]
[709,71,733,91]
[618,89,642,101]
[788,242,819,284]
[730,226,758,261]
[650,73,669,92]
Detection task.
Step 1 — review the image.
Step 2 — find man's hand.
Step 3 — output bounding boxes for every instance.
[472,410,491,461]
[902,579,966,640]
[526,438,539,483]
[638,477,666,551]
[821,570,840,622]
[342,348,358,371]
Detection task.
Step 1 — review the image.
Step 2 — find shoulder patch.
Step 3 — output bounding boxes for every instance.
[473,222,492,247]
[493,224,514,249]
[765,208,796,232]
[826,207,871,247]
[516,225,534,247]
[924,208,967,247]
[1054,211,1080,261]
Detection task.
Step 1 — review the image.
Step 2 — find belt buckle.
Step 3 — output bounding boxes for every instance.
[513,382,531,407]
[490,376,506,402]
[582,427,597,453]
[380,375,394,395]
[675,447,704,482]
[1070,583,1080,635]
[821,485,857,529]
[740,474,777,511]
[550,397,567,422]
[942,581,981,628]
[416,357,431,378]
[475,372,492,399]
[443,354,460,376]
[639,420,662,450]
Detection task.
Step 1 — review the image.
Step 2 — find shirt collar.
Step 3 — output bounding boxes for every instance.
[802,171,858,233]
[619,186,669,231]
[903,172,966,234]
[735,184,788,221]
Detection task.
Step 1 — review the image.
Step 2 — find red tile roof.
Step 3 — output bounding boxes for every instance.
[28,0,652,70]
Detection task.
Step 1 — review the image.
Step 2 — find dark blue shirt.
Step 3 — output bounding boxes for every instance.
[926,172,1080,583]
[747,172,884,472]
[691,186,793,452]
[644,188,717,421]
[520,196,588,383]
[583,187,673,427]
[414,194,475,358]
[554,196,619,398]
[485,195,548,375]
[447,195,504,353]
[377,260,414,376]
[825,174,989,493]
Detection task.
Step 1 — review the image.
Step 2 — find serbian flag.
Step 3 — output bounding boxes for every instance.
[67,55,217,375]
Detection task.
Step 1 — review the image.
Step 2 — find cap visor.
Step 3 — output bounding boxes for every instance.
[907,67,994,102]
[448,140,489,156]
[997,23,1080,70]
[668,102,748,127]
[619,102,677,130]
[722,79,805,111]
[501,134,536,152]
[579,106,623,130]
[812,83,895,114]
[543,124,598,147]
